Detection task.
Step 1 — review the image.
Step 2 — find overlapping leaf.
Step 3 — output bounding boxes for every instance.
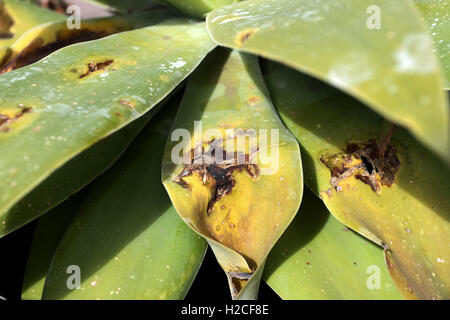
[162,49,302,299]
[0,19,216,237]
[207,0,449,160]
[264,189,403,300]
[42,96,207,300]
[0,0,64,48]
[263,60,450,299]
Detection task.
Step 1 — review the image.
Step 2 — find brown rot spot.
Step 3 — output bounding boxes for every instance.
[0,2,14,39]
[79,59,114,78]
[0,106,32,132]
[320,139,401,193]
[235,28,259,46]
[172,141,260,216]
[119,100,136,109]
[0,29,116,74]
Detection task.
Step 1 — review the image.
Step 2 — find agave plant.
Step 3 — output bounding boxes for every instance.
[0,0,448,300]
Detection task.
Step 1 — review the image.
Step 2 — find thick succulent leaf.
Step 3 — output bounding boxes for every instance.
[1,10,173,74]
[42,97,207,300]
[207,0,449,161]
[156,0,240,19]
[0,19,216,237]
[263,61,450,300]
[22,193,84,300]
[0,0,64,50]
[264,188,403,300]
[414,0,449,89]
[83,0,160,12]
[162,49,302,299]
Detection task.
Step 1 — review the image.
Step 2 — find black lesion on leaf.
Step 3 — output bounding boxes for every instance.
[321,138,401,193]
[0,106,32,132]
[173,141,260,216]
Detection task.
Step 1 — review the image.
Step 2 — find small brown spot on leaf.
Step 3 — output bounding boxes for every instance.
[247,95,262,106]
[80,59,114,78]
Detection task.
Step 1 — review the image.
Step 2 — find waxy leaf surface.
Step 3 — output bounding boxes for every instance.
[264,61,450,300]
[207,0,449,160]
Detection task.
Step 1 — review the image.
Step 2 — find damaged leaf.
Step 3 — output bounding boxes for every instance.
[207,0,449,161]
[0,1,14,39]
[263,60,450,299]
[0,0,64,50]
[0,10,172,74]
[162,49,302,299]
[22,192,84,300]
[43,96,207,300]
[0,19,216,237]
[156,0,241,19]
[264,189,403,300]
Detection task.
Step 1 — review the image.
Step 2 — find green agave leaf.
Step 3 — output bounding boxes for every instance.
[264,188,403,300]
[0,0,64,50]
[0,19,216,237]
[156,0,241,19]
[162,49,303,299]
[263,61,450,300]
[207,0,449,161]
[414,0,449,89]
[87,0,241,18]
[22,192,84,300]
[42,96,207,300]
[1,9,173,74]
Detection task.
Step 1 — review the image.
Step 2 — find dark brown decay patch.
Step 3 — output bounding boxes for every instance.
[320,139,401,193]
[0,2,14,39]
[172,142,260,215]
[0,106,32,132]
[79,59,114,78]
[0,29,111,74]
